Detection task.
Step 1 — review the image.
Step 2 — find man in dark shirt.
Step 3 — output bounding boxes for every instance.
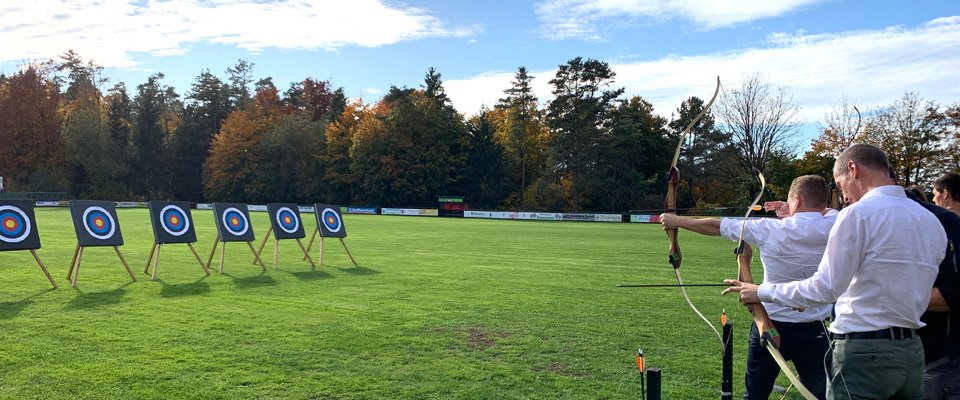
[908,190,960,399]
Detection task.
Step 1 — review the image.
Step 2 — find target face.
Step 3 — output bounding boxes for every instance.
[70,201,124,247]
[83,207,116,240]
[148,201,197,244]
[267,203,305,239]
[222,208,248,236]
[277,208,299,233]
[322,208,341,233]
[161,205,190,236]
[0,201,41,251]
[314,204,347,238]
[0,205,30,243]
[212,203,255,242]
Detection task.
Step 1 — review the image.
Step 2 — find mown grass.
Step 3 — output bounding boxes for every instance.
[0,209,806,399]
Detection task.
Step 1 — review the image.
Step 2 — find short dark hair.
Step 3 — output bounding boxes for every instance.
[789,175,829,209]
[834,143,890,177]
[906,186,928,202]
[933,172,960,197]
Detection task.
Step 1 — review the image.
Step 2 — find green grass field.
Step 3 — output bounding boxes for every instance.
[0,209,807,399]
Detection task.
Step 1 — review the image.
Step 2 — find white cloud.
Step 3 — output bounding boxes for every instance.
[0,0,476,68]
[447,17,960,131]
[536,0,824,40]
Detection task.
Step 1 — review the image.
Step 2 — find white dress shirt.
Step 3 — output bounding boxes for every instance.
[758,185,947,334]
[720,211,836,322]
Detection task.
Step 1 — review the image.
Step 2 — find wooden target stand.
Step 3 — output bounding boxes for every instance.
[144,242,210,280]
[5,249,58,289]
[0,200,58,288]
[303,227,358,267]
[205,235,266,274]
[66,201,136,288]
[253,228,316,270]
[66,244,136,288]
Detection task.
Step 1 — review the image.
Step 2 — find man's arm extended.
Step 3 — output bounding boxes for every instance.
[660,214,721,236]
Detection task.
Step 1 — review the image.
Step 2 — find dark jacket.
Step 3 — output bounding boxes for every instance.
[914,200,960,361]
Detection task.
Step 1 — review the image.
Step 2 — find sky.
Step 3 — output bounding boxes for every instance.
[2,0,960,147]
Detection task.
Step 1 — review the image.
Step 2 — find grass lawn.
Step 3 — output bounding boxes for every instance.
[0,208,808,399]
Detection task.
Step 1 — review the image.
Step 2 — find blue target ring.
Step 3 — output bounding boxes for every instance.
[276,207,299,234]
[160,205,190,237]
[321,208,342,233]
[0,205,31,243]
[221,207,249,237]
[82,206,116,240]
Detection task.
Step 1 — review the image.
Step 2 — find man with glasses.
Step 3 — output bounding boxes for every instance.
[724,144,947,399]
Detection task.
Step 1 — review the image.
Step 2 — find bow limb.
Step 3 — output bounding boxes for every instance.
[664,77,722,342]
[766,341,818,400]
[735,172,816,400]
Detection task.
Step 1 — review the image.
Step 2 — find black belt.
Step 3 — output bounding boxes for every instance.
[832,327,916,340]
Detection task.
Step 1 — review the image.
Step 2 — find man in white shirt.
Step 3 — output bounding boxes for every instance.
[661,174,836,399]
[724,144,948,399]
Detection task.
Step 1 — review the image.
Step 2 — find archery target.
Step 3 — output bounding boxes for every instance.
[277,208,299,234]
[0,201,41,251]
[314,204,347,238]
[212,203,255,242]
[83,207,116,240]
[267,203,305,239]
[161,205,190,236]
[148,201,197,244]
[222,208,248,236]
[0,205,30,243]
[69,201,124,247]
[322,208,341,233]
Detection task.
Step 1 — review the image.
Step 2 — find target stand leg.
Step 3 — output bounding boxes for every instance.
[303,227,318,261]
[219,241,226,274]
[71,247,85,287]
[273,239,279,270]
[67,244,80,280]
[295,238,316,269]
[114,246,136,282]
[145,244,158,274]
[340,238,359,267]
[247,241,266,270]
[150,244,161,280]
[206,236,221,274]
[254,229,272,265]
[187,243,211,275]
[30,249,58,289]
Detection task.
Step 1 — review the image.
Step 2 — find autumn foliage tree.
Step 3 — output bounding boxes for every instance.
[0,64,67,191]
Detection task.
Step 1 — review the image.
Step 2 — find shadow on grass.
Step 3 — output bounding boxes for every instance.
[64,285,130,310]
[229,273,277,289]
[0,288,57,319]
[158,279,211,298]
[336,266,380,275]
[289,269,334,281]
[0,299,33,319]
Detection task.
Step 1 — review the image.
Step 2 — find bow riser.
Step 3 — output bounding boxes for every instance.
[666,166,681,269]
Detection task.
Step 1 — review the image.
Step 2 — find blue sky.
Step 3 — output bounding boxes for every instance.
[2,0,960,146]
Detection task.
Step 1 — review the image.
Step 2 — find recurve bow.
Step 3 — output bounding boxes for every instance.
[665,77,722,341]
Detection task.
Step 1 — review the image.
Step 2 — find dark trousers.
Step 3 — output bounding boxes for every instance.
[744,320,829,400]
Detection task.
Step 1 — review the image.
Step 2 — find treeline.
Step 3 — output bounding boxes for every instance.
[1,51,958,212]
